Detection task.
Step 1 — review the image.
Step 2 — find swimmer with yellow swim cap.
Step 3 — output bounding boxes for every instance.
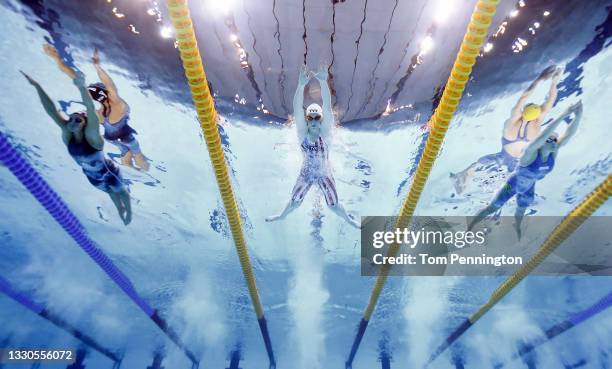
[451,65,563,194]
[469,101,583,239]
[521,103,542,121]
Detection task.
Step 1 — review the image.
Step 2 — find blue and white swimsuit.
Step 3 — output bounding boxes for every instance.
[290,136,338,207]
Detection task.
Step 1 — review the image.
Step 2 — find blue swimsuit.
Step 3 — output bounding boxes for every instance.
[103,107,141,156]
[476,120,532,172]
[493,150,555,208]
[68,137,124,193]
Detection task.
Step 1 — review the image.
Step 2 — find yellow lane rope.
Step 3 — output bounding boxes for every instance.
[166,0,265,319]
[470,175,611,323]
[363,0,501,322]
[427,175,611,364]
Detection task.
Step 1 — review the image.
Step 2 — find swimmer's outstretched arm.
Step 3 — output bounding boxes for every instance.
[540,68,562,115]
[73,72,104,150]
[294,66,310,141]
[314,65,333,139]
[558,101,582,147]
[92,49,121,103]
[21,71,66,127]
[43,44,77,80]
[509,65,557,119]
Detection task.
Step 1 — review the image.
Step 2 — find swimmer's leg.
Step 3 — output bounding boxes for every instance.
[266,175,312,222]
[111,140,134,167]
[318,176,360,228]
[121,152,134,167]
[468,179,516,230]
[120,189,132,225]
[133,152,149,171]
[328,202,360,228]
[124,135,149,171]
[108,191,130,225]
[467,203,499,231]
[513,186,534,239]
[106,172,131,225]
[514,206,527,240]
[450,161,478,194]
[265,200,301,222]
[451,152,503,194]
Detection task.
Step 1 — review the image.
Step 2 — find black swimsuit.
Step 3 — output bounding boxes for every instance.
[67,137,124,193]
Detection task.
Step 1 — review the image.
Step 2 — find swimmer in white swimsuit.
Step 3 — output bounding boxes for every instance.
[266,66,359,228]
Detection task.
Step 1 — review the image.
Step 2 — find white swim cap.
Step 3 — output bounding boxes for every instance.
[306,103,323,118]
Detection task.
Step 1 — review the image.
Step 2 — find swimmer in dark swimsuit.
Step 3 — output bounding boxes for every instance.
[451,65,562,194]
[468,101,583,239]
[266,65,359,228]
[21,45,132,225]
[46,46,148,171]
[90,49,149,171]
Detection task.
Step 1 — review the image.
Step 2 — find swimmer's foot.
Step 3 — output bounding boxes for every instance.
[347,214,361,229]
[116,205,130,226]
[122,212,131,226]
[450,171,467,194]
[121,151,134,167]
[133,153,150,171]
[265,214,282,222]
[513,222,522,240]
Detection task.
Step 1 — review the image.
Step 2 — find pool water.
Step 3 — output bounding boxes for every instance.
[0,0,611,368]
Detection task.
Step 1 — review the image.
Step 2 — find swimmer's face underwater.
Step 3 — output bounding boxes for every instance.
[67,112,87,133]
[305,103,323,138]
[543,132,559,152]
[306,113,322,136]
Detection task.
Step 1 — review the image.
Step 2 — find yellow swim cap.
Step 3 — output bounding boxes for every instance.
[522,103,542,121]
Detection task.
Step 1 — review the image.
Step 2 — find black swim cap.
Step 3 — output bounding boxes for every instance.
[87,82,109,102]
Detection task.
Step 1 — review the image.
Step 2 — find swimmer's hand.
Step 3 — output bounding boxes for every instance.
[92,48,101,65]
[569,100,583,113]
[298,65,311,86]
[539,65,557,80]
[567,100,583,122]
[552,66,563,81]
[562,100,583,118]
[20,70,39,86]
[314,65,328,81]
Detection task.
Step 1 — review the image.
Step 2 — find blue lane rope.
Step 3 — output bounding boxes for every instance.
[0,131,198,365]
[0,275,121,362]
[511,290,612,364]
[0,275,45,315]
[0,131,152,315]
[426,319,472,365]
